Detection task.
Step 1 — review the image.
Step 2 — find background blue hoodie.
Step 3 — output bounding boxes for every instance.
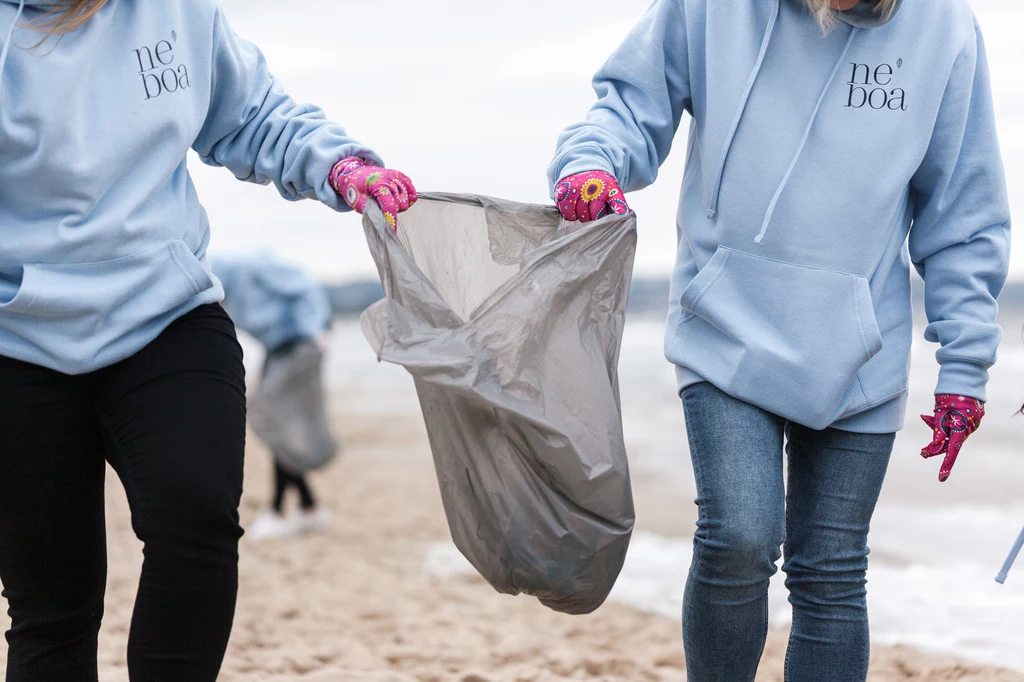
[549,0,1012,432]
[0,0,379,374]
[211,252,331,352]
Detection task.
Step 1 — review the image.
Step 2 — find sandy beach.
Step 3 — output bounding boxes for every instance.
[3,359,1022,681]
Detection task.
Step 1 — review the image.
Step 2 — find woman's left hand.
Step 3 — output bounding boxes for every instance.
[329,157,417,230]
[920,394,985,482]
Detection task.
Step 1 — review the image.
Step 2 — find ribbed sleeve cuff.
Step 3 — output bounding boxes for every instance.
[316,146,384,213]
[935,359,990,402]
[548,145,616,199]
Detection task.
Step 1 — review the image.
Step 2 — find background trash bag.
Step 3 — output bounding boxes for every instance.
[248,340,339,475]
[360,193,636,615]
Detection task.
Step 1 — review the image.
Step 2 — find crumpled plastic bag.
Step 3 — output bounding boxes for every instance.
[248,340,339,474]
[360,193,636,614]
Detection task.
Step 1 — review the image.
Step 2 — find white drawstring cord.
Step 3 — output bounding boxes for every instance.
[0,0,27,105]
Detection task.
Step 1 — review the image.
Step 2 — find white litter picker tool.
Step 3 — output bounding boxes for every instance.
[995,525,1024,584]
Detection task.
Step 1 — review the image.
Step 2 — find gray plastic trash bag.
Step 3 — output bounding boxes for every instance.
[360,193,636,614]
[248,340,339,474]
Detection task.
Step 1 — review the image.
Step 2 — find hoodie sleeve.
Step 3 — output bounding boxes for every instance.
[191,5,381,212]
[908,21,1011,402]
[547,0,691,193]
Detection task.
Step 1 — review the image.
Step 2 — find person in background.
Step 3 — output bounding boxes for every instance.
[549,0,1010,680]
[0,0,415,679]
[213,251,336,541]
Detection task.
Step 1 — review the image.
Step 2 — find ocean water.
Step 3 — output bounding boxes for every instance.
[293,319,1024,671]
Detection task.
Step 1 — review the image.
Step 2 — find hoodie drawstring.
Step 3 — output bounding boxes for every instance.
[0,0,26,106]
[706,0,781,222]
[754,26,860,245]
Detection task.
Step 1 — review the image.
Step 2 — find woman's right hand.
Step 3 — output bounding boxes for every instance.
[554,171,630,223]
[329,157,417,230]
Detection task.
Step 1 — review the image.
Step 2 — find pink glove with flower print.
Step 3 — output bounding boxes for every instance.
[554,170,630,223]
[920,394,985,482]
[329,157,417,230]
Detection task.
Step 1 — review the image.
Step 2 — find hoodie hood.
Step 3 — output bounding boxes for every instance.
[1,1,110,107]
[838,0,903,28]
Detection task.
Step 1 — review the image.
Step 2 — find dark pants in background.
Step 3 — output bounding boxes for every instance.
[272,461,315,512]
[0,304,246,682]
[264,341,317,513]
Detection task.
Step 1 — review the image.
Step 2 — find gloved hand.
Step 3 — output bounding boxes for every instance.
[920,394,985,482]
[554,170,630,223]
[329,157,417,230]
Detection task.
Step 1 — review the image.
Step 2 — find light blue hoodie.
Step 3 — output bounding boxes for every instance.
[0,0,379,374]
[550,0,1012,432]
[211,252,331,352]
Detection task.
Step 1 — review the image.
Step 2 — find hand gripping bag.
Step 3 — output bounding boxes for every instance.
[360,193,636,614]
[248,340,340,474]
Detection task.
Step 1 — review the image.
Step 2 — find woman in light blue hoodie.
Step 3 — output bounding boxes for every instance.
[213,252,336,542]
[551,0,1011,679]
[0,1,415,680]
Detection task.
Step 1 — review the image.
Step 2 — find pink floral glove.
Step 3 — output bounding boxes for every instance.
[554,170,630,223]
[921,394,985,482]
[329,157,417,230]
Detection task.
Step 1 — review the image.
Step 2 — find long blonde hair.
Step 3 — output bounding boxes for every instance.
[806,0,899,31]
[31,0,110,37]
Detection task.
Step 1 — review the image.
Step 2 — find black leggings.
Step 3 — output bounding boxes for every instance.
[262,343,317,514]
[272,460,316,512]
[0,304,246,682]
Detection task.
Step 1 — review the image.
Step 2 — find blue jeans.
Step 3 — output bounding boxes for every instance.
[681,382,894,682]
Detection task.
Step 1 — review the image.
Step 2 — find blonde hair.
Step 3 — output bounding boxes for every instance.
[806,0,899,32]
[30,0,110,37]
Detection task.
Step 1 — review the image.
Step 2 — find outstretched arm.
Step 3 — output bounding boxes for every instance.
[192,6,381,212]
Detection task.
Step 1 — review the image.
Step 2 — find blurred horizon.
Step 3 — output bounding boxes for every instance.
[322,275,1024,320]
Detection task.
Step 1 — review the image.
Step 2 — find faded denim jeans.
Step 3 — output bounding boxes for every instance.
[681,382,894,682]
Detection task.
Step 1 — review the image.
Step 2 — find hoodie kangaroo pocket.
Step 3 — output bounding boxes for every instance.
[677,246,882,430]
[0,240,215,368]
